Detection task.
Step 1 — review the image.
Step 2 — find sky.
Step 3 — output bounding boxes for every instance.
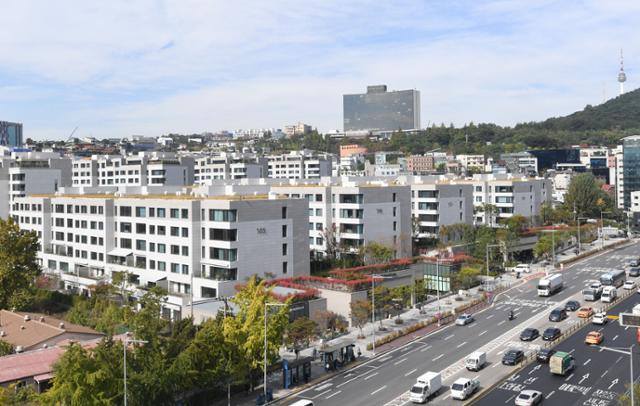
[0,0,638,140]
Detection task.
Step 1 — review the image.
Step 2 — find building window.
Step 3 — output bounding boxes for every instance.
[282,262,288,274]
[157,226,166,235]
[136,240,146,250]
[282,206,287,219]
[157,208,166,218]
[157,243,166,253]
[182,264,189,274]
[209,209,237,222]
[209,228,237,241]
[170,227,180,236]
[181,227,188,237]
[282,243,287,256]
[135,207,146,217]
[182,246,189,256]
[158,261,166,271]
[171,245,180,255]
[120,206,131,217]
[282,225,287,238]
[120,222,132,233]
[171,263,180,273]
[120,238,132,249]
[210,248,238,261]
[136,223,146,234]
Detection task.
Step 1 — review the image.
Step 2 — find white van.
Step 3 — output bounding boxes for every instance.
[465,351,487,371]
[288,400,314,406]
[601,286,617,303]
[514,264,531,273]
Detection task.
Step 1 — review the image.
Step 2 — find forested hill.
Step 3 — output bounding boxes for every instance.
[518,87,640,132]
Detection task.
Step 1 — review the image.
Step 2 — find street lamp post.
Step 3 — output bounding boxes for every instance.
[264,303,286,402]
[577,217,588,253]
[123,335,148,406]
[436,258,441,326]
[594,345,634,406]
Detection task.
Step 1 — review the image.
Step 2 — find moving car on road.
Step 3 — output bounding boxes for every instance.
[542,327,561,341]
[549,308,568,322]
[624,280,636,290]
[602,286,618,303]
[502,349,525,366]
[514,263,531,273]
[629,267,640,277]
[456,313,474,326]
[628,258,639,268]
[577,307,594,318]
[564,300,580,311]
[515,390,543,406]
[519,328,540,341]
[465,351,486,371]
[550,351,575,375]
[585,331,604,345]
[450,377,480,400]
[536,348,556,363]
[592,312,608,325]
[409,371,441,404]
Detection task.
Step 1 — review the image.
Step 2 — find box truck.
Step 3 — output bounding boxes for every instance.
[538,274,563,296]
[410,371,441,403]
[550,351,575,376]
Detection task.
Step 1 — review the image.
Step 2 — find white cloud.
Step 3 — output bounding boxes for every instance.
[1,0,639,139]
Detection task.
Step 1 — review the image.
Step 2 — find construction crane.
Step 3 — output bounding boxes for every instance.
[66,126,79,142]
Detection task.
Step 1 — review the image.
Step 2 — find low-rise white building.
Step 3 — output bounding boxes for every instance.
[11,188,310,319]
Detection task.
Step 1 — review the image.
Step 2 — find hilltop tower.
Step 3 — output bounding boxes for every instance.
[618,48,627,95]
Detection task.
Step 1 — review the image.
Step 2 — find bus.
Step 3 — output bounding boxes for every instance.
[600,269,626,287]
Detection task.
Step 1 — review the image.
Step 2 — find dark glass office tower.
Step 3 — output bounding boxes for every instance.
[343,85,420,133]
[0,121,23,147]
[623,136,640,209]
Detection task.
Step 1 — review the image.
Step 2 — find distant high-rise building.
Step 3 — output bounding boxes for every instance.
[0,121,23,147]
[343,85,420,133]
[622,135,640,210]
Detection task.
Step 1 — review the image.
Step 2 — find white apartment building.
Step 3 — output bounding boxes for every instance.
[11,189,309,319]
[456,155,486,171]
[272,179,412,258]
[267,151,333,179]
[193,154,266,183]
[408,178,474,238]
[467,174,552,226]
[73,153,194,187]
[0,152,72,218]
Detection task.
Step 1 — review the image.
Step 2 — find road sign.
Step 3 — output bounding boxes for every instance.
[619,312,640,327]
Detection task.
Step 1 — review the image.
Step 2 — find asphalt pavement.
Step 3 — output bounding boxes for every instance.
[280,241,640,406]
[472,286,640,406]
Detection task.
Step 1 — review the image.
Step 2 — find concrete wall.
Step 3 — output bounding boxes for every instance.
[318,288,368,326]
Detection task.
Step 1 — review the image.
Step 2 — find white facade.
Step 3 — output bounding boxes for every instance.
[11,191,309,319]
[267,152,332,179]
[456,155,485,171]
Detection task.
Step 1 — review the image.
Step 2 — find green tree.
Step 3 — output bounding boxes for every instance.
[0,340,14,356]
[564,173,608,218]
[618,382,640,405]
[285,317,319,355]
[350,299,372,338]
[454,267,481,290]
[361,242,394,265]
[0,218,41,310]
[131,286,168,343]
[533,235,554,259]
[223,276,289,389]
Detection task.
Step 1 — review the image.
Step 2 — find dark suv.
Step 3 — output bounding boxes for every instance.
[502,349,525,366]
[565,300,580,311]
[520,328,540,341]
[542,327,561,341]
[549,308,568,322]
[536,348,556,363]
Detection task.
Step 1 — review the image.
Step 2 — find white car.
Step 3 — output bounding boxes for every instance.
[514,264,531,273]
[515,390,543,406]
[592,312,608,325]
[624,280,636,290]
[456,313,474,326]
[589,281,602,290]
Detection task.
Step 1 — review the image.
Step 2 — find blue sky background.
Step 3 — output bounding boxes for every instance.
[0,0,638,140]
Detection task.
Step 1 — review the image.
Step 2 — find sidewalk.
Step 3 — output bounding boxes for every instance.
[214,236,635,406]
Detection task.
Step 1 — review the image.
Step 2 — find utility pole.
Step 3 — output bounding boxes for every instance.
[596,345,634,406]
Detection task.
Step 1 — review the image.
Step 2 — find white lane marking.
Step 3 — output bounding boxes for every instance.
[601,370,609,378]
[479,330,488,336]
[420,345,432,352]
[432,354,444,361]
[325,390,342,400]
[468,324,476,328]
[492,362,501,368]
[443,394,451,400]
[565,373,574,381]
[584,358,591,366]
[498,320,506,326]
[456,341,467,349]
[363,372,378,381]
[405,368,417,377]
[371,385,387,396]
[613,334,619,341]
[486,315,495,319]
[546,390,556,399]
[400,346,412,352]
[394,357,408,366]
[505,394,516,403]
[377,355,392,363]
[336,376,358,388]
[314,383,333,391]
[311,389,332,399]
[444,334,455,341]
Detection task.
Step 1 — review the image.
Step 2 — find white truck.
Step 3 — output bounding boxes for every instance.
[537,274,563,296]
[465,351,487,371]
[410,371,441,403]
[582,283,603,301]
[450,377,480,400]
[601,286,618,303]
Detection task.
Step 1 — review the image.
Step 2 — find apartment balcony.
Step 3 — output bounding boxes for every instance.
[44,245,74,257]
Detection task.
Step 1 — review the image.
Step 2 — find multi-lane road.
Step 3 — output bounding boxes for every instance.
[280,242,640,406]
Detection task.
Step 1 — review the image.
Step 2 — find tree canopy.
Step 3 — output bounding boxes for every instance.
[0,218,41,310]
